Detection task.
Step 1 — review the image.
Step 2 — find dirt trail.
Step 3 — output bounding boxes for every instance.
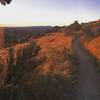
[73,36,100,100]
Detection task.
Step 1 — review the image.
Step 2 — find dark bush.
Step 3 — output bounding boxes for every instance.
[20,73,73,100]
[70,21,81,32]
[95,27,100,36]
[6,42,41,85]
[82,25,95,40]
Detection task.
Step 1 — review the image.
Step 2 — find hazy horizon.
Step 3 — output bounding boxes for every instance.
[0,0,100,26]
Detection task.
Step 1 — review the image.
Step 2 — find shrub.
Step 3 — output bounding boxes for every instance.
[95,27,100,36]
[82,25,94,40]
[6,42,41,85]
[70,21,81,32]
[20,73,73,100]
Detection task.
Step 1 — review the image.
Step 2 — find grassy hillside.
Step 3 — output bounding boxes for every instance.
[0,19,100,100]
[0,30,76,100]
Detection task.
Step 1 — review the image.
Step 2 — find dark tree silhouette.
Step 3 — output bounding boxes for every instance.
[0,0,12,5]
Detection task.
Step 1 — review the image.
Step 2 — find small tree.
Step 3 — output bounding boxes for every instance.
[70,21,81,32]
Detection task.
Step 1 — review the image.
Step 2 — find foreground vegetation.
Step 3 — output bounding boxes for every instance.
[0,32,76,100]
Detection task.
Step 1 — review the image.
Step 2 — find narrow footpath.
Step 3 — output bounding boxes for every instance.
[73,36,100,100]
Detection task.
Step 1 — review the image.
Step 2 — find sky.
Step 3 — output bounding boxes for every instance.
[0,0,100,26]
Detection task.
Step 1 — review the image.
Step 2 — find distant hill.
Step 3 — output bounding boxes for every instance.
[0,19,100,48]
[4,26,53,31]
[0,26,54,47]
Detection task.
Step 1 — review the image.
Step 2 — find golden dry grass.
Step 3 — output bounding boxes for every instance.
[81,36,100,61]
[35,32,73,58]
